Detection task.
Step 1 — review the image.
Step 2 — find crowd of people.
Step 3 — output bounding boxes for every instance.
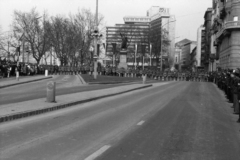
[213,69,240,122]
[0,60,49,78]
[0,58,215,81]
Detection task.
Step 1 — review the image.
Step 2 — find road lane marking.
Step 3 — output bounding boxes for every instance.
[137,120,145,125]
[84,145,111,160]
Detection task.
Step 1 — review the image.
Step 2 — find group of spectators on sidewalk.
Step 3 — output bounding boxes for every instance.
[0,58,56,78]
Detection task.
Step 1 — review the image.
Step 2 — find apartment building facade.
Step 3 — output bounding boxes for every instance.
[175,39,196,71]
[212,0,240,69]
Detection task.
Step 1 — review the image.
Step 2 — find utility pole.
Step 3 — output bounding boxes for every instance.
[7,41,10,61]
[160,32,163,72]
[149,43,152,67]
[135,44,137,69]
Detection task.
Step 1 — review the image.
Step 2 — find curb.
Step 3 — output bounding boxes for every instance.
[88,80,142,85]
[0,84,152,123]
[88,79,161,85]
[77,74,88,85]
[0,76,53,89]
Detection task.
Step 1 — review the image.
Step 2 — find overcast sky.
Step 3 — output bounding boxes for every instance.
[0,0,212,42]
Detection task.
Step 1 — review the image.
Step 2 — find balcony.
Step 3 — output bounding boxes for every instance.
[216,21,240,39]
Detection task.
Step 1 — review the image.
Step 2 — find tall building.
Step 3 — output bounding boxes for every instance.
[175,39,196,71]
[106,21,150,67]
[203,8,213,71]
[147,6,176,66]
[212,0,240,69]
[106,6,176,70]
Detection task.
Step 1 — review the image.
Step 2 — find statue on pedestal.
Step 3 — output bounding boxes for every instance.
[120,33,128,50]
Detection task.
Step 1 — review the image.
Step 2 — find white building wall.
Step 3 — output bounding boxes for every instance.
[147,6,176,67]
[147,6,170,17]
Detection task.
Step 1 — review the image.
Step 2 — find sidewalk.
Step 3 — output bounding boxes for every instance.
[0,75,53,89]
[0,83,152,123]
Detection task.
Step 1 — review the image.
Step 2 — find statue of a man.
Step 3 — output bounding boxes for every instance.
[120,33,128,50]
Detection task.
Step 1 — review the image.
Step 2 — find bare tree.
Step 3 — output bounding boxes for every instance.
[12,8,51,65]
[47,9,97,66]
[46,15,68,66]
[74,8,104,66]
[0,30,20,61]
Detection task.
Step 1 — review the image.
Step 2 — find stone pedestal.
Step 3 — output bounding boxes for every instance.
[118,50,128,70]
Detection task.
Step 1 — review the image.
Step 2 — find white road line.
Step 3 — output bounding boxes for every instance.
[137,120,145,125]
[84,145,111,160]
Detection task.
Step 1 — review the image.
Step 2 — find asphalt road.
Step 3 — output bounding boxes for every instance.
[0,82,239,160]
[0,75,143,105]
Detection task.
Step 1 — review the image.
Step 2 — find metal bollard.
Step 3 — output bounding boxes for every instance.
[142,74,146,84]
[16,71,19,81]
[46,81,56,102]
[45,70,48,77]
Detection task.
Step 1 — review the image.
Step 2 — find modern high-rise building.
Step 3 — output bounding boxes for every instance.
[106,6,176,70]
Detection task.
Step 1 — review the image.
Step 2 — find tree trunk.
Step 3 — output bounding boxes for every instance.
[36,59,40,74]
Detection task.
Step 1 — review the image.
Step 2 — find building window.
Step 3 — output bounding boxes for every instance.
[233,16,238,21]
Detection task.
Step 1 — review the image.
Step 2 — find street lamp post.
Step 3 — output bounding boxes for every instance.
[149,43,152,67]
[7,41,10,61]
[111,43,116,73]
[91,30,102,79]
[141,44,146,70]
[94,0,98,79]
[91,0,102,79]
[134,44,137,69]
[179,47,182,71]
